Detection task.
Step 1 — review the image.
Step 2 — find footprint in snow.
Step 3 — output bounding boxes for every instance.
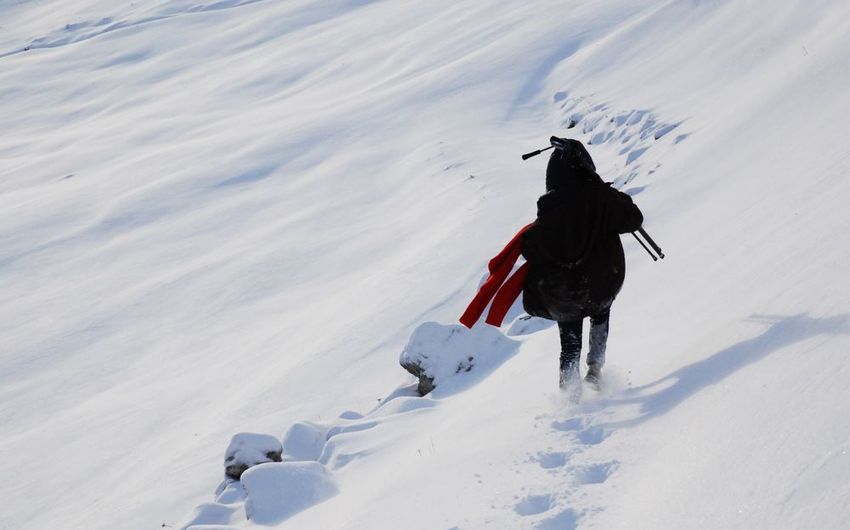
[514,494,554,516]
[574,461,618,485]
[550,417,609,446]
[536,508,579,530]
[532,451,570,470]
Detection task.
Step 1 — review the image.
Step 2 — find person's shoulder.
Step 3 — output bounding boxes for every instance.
[536,190,564,218]
[581,173,620,196]
[537,189,566,207]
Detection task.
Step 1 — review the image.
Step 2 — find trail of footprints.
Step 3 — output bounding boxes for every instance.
[511,413,619,529]
[552,91,688,193]
[507,97,685,529]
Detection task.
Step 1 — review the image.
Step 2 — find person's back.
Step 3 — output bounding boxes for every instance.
[521,140,642,396]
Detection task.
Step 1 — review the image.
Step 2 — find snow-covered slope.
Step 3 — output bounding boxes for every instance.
[2,1,850,529]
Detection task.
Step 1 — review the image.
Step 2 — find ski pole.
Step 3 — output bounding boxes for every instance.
[631,232,657,261]
[637,227,664,259]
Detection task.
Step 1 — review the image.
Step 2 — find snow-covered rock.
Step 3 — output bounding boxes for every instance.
[241,462,338,524]
[399,321,519,396]
[223,433,282,480]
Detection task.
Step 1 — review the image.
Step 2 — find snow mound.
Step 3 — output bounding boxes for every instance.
[399,321,520,396]
[241,462,338,525]
[281,421,329,462]
[223,433,282,480]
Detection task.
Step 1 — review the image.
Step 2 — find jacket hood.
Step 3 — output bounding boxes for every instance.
[545,139,597,191]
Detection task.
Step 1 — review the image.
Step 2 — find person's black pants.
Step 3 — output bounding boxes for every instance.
[557,309,610,371]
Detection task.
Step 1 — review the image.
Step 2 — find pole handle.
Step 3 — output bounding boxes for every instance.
[521,145,554,160]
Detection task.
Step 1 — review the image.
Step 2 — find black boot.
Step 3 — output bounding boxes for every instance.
[585,362,602,391]
[559,361,582,403]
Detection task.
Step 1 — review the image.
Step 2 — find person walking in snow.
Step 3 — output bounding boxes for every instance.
[521,139,643,391]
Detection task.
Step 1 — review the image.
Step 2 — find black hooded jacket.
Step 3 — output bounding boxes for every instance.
[522,141,643,321]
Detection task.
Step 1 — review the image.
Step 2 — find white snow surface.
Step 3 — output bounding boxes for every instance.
[2,1,850,529]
